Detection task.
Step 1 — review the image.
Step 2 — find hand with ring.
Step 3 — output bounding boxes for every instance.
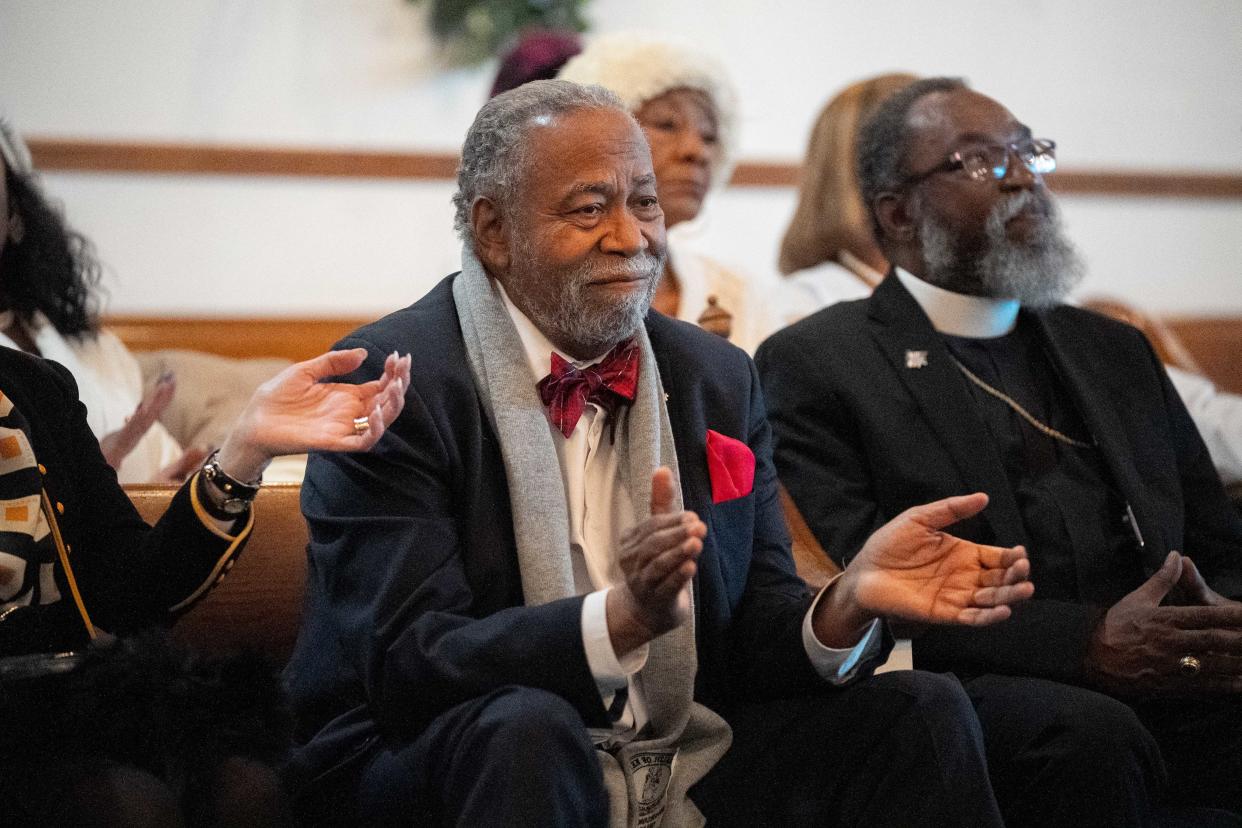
[1085,551,1242,697]
[211,348,412,484]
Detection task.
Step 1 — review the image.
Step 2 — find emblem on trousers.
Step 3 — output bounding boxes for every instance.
[905,350,929,369]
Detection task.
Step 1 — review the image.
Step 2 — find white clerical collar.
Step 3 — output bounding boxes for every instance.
[895,267,1020,339]
[497,280,605,382]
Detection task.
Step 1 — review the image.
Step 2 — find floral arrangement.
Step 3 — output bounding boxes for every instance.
[406,0,591,65]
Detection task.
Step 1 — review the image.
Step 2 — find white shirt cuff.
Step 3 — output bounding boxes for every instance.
[582,587,649,699]
[801,576,884,685]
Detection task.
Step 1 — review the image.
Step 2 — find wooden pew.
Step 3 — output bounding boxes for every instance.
[126,483,307,663]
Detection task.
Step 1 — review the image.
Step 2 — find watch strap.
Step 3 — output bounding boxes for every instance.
[194,471,251,521]
[201,449,262,499]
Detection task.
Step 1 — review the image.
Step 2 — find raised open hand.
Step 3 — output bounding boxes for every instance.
[215,348,411,482]
[850,492,1034,626]
[98,371,176,470]
[607,467,705,656]
[812,493,1032,648]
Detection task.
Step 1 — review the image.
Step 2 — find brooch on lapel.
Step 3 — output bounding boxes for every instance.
[905,350,929,369]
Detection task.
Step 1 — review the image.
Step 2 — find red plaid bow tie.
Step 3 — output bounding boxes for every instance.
[537,338,640,438]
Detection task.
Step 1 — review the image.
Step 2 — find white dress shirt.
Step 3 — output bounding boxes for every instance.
[498,286,882,747]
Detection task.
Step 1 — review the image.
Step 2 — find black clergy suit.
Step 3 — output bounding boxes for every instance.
[756,273,1242,823]
[282,275,1002,827]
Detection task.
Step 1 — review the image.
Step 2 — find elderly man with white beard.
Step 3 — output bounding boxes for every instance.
[282,79,1042,827]
[758,77,1242,827]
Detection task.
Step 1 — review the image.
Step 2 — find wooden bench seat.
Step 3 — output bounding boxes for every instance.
[127,483,307,663]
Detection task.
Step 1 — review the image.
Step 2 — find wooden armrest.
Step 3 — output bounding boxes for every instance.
[779,483,842,589]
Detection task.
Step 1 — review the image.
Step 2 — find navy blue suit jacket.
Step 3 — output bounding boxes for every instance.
[757,274,1242,685]
[284,276,830,781]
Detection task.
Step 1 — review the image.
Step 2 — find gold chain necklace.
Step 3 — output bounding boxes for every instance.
[949,355,1094,449]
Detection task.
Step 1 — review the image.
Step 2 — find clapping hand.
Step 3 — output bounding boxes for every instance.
[607,467,706,657]
[99,371,177,471]
[214,348,412,483]
[814,493,1034,647]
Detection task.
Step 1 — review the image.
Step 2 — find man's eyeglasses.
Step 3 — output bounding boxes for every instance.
[903,139,1057,187]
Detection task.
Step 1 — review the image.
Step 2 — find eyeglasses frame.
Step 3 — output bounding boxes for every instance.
[901,138,1057,188]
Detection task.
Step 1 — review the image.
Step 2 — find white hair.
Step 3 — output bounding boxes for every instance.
[558,32,739,188]
[452,79,626,244]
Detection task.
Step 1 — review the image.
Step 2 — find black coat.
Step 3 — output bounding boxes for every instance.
[757,274,1242,684]
[0,346,249,655]
[284,275,833,782]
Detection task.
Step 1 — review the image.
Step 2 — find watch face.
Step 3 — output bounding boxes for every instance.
[221,497,250,516]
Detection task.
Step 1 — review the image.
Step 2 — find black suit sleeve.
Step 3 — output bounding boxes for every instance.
[723,358,890,701]
[926,334,1241,682]
[298,338,607,739]
[758,324,1104,684]
[755,328,886,568]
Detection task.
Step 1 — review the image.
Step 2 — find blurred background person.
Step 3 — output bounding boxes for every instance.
[1084,297,1242,493]
[559,32,770,351]
[1,118,195,484]
[773,72,918,330]
[488,27,583,98]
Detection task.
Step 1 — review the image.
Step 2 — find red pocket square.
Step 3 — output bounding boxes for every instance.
[705,429,755,504]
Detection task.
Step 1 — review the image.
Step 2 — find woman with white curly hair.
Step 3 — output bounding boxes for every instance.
[559,33,769,351]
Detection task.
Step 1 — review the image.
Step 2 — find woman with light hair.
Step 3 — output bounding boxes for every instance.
[774,73,918,329]
[559,33,769,351]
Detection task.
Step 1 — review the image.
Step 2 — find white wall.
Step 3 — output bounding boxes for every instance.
[2,0,1240,316]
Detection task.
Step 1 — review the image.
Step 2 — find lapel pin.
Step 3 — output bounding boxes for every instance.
[905,350,929,369]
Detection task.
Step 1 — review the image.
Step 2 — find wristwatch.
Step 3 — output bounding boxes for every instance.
[199,450,262,516]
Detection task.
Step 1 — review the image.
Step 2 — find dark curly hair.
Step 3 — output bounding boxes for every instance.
[2,164,102,338]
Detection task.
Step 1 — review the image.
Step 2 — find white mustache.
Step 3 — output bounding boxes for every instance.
[994,190,1037,223]
[582,251,664,283]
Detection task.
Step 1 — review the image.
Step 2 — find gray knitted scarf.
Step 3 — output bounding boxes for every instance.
[452,249,730,827]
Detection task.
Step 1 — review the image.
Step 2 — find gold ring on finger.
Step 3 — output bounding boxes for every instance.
[1178,654,1202,677]
[352,416,371,436]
